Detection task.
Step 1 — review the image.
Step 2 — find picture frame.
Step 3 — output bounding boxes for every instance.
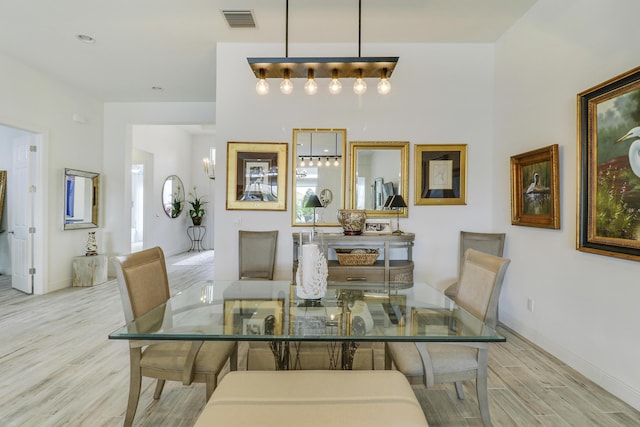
[414,144,467,205]
[223,299,284,335]
[510,144,560,229]
[363,219,392,235]
[577,66,640,261]
[226,142,287,211]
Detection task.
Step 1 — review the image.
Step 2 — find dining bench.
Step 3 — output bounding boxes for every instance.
[194,370,429,427]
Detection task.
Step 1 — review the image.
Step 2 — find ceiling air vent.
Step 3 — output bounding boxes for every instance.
[222,10,256,28]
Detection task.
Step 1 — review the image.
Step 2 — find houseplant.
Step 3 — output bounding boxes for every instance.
[187,186,207,226]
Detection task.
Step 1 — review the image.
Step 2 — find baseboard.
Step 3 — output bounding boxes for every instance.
[499,314,640,411]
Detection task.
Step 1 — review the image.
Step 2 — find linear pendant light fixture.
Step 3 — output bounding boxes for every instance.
[248,0,398,96]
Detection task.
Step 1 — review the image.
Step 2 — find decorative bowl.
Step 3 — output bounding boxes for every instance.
[336,209,366,235]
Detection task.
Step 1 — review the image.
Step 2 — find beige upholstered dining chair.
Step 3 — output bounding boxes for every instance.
[386,248,510,426]
[238,230,280,369]
[444,231,506,300]
[239,230,278,279]
[113,246,237,427]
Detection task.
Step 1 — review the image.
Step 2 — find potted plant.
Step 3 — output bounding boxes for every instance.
[187,186,207,226]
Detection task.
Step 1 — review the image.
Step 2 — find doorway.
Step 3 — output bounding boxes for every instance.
[131,163,144,252]
[131,148,153,253]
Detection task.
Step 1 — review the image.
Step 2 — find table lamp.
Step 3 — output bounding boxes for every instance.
[384,195,407,235]
[304,194,323,234]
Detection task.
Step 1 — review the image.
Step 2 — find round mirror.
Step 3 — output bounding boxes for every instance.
[162,175,185,218]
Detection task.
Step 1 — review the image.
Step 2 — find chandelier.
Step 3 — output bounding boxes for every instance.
[248,0,398,96]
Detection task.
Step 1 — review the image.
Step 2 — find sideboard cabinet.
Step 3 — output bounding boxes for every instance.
[292,232,414,288]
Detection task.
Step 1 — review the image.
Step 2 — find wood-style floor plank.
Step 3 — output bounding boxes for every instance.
[0,251,639,426]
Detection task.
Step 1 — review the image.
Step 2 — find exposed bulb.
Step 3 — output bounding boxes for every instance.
[300,158,306,167]
[325,158,330,167]
[333,158,340,167]
[304,68,318,95]
[256,79,269,95]
[329,69,342,94]
[353,69,367,95]
[280,79,293,94]
[377,68,391,95]
[308,158,314,167]
[304,79,318,95]
[377,78,391,95]
[329,79,342,94]
[256,68,269,95]
[280,69,293,94]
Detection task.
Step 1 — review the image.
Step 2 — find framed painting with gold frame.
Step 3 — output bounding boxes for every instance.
[577,66,640,261]
[226,142,287,211]
[414,144,467,205]
[510,144,560,229]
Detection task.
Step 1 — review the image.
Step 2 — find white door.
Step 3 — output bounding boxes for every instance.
[10,134,35,294]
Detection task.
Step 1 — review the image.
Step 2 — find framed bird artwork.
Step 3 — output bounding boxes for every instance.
[577,66,640,261]
[510,144,560,229]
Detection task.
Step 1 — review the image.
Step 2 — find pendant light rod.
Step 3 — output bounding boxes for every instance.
[285,0,289,57]
[358,0,361,57]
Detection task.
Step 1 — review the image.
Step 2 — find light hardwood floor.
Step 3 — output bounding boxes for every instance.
[1,251,639,426]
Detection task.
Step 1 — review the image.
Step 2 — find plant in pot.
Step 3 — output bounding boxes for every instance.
[187,186,207,226]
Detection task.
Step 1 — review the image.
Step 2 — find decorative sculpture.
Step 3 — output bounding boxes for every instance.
[86,231,98,256]
[296,243,328,300]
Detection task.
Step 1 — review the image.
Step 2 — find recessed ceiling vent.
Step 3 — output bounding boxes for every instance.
[222,10,256,28]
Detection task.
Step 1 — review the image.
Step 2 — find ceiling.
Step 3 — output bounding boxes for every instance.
[0,0,537,103]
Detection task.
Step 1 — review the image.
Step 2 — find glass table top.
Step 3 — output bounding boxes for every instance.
[109,281,505,343]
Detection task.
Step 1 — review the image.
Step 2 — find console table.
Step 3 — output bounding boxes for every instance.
[292,233,414,287]
[187,225,206,252]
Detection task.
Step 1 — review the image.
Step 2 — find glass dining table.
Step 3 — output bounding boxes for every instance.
[109,280,505,369]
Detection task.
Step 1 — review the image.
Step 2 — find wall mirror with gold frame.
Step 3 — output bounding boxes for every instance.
[292,128,346,227]
[349,141,409,217]
[63,168,99,230]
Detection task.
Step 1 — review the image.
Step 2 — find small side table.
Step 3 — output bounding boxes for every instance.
[72,254,108,287]
[187,225,207,252]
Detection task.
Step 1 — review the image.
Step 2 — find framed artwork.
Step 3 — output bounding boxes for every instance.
[363,219,392,235]
[414,144,467,205]
[223,299,284,335]
[510,144,560,229]
[226,142,287,211]
[577,66,640,261]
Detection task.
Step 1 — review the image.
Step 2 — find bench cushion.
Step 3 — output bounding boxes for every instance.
[195,370,429,427]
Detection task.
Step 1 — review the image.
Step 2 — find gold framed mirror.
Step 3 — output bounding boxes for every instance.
[63,168,99,230]
[349,141,409,217]
[292,128,346,227]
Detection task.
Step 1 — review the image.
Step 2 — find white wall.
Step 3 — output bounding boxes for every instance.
[102,102,215,266]
[494,0,640,409]
[0,52,103,293]
[132,125,194,254]
[214,42,498,284]
[191,133,217,249]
